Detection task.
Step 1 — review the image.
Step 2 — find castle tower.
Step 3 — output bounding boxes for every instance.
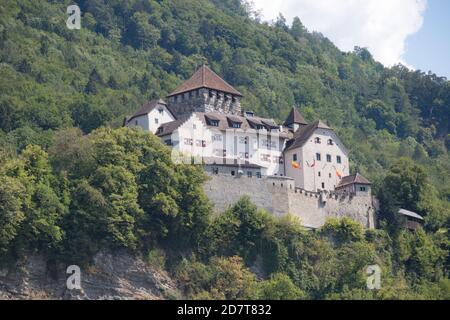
[284,106,308,132]
[166,65,243,117]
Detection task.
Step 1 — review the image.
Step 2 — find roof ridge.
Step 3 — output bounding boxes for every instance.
[167,65,242,97]
[284,106,308,126]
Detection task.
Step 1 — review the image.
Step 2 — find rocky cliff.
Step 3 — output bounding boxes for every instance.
[0,252,181,300]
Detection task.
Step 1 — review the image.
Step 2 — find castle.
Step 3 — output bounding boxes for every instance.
[125,65,376,229]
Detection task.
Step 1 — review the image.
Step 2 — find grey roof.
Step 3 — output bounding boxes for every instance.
[399,209,424,221]
[156,116,190,136]
[285,120,331,151]
[155,111,293,139]
[261,119,279,129]
[204,114,221,121]
[337,173,372,188]
[127,99,172,123]
[227,115,243,123]
[246,117,263,127]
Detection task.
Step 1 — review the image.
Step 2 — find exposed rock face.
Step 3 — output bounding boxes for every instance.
[0,252,181,300]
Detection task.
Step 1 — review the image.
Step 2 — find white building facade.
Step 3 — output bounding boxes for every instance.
[125,65,370,194]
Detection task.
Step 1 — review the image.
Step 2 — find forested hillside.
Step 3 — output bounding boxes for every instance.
[0,0,449,299]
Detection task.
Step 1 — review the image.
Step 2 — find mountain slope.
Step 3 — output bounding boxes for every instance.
[0,0,449,223]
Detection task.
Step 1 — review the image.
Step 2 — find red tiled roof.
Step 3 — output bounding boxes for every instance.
[337,173,372,188]
[167,65,242,97]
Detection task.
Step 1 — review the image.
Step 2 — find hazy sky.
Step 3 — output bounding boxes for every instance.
[251,0,450,78]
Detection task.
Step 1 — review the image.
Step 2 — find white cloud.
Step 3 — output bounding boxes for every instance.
[251,0,427,67]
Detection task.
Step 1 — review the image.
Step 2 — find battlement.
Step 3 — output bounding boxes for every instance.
[204,174,376,229]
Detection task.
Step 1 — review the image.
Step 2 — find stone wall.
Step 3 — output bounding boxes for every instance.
[203,174,376,229]
[168,88,241,117]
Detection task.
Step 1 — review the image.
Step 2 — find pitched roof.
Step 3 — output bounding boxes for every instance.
[127,99,170,123]
[156,116,190,137]
[155,111,293,139]
[284,107,308,126]
[167,65,243,97]
[337,173,372,188]
[399,208,424,221]
[285,120,331,151]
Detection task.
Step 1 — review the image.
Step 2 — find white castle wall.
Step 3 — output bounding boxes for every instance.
[203,174,376,229]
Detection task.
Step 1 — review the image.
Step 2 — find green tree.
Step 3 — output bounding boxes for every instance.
[0,176,26,253]
[259,273,305,300]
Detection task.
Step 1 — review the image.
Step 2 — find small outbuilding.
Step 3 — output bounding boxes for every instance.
[399,208,424,231]
[335,173,372,196]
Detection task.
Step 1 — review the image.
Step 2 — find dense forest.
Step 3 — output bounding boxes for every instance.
[0,0,449,299]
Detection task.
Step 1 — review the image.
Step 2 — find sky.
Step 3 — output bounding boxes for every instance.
[251,0,450,79]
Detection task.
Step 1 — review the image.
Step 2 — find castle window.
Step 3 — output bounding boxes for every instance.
[231,170,235,176]
[239,136,248,144]
[360,187,367,192]
[184,138,193,146]
[209,90,214,98]
[210,120,219,127]
[326,154,332,162]
[256,172,262,178]
[316,153,321,161]
[158,108,164,114]
[247,171,252,178]
[164,139,172,146]
[328,139,334,145]
[337,156,342,164]
[321,182,325,189]
[213,134,222,142]
[155,118,159,124]
[318,171,321,177]
[315,137,321,144]
[261,154,271,162]
[231,122,241,129]
[196,140,206,147]
[223,149,227,157]
[293,154,297,162]
[329,173,332,178]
